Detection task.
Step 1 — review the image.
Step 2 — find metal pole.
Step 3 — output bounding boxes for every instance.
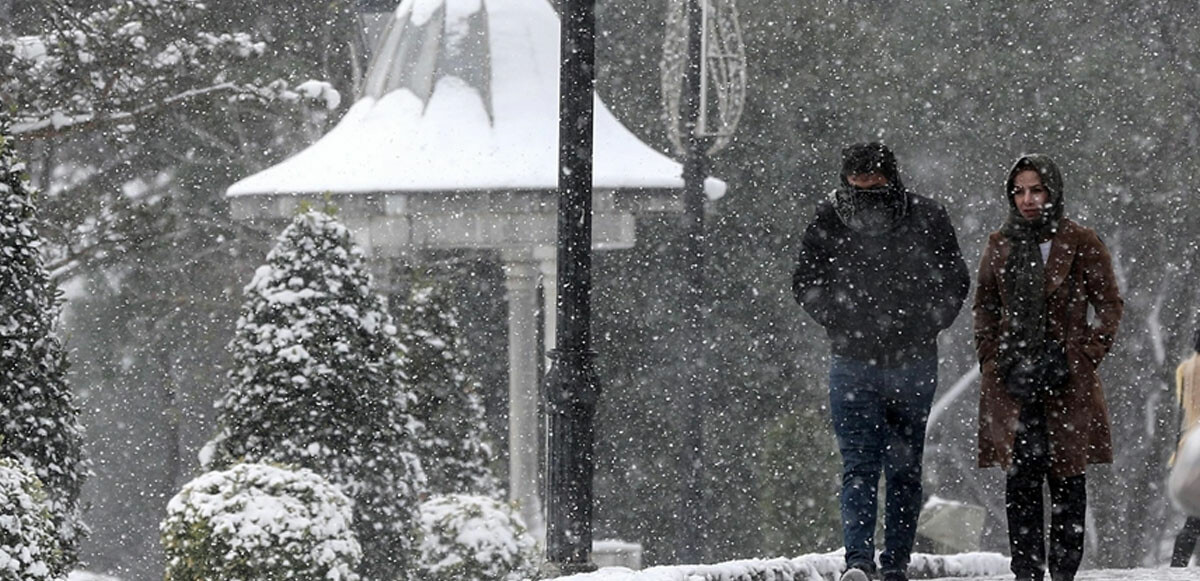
[677,0,709,564]
[544,0,599,573]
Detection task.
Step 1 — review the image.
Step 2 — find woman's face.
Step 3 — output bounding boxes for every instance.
[1011,170,1049,220]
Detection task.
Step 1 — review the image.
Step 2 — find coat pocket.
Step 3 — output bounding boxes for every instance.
[1066,342,1096,376]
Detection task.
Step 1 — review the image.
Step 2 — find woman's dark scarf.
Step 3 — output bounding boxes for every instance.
[997,155,1066,391]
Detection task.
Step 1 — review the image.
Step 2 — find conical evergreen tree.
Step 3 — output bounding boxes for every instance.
[396,271,501,497]
[0,113,87,574]
[204,208,426,581]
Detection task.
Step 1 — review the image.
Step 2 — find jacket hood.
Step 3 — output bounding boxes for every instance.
[1005,153,1064,223]
[840,142,906,191]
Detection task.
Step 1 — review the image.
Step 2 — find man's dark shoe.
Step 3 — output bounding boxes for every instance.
[839,566,871,581]
[880,570,907,581]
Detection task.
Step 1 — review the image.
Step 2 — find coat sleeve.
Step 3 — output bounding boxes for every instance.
[925,204,971,332]
[1180,361,1189,405]
[972,236,1004,366]
[792,213,844,329]
[1079,230,1124,365]
[1174,361,1189,463]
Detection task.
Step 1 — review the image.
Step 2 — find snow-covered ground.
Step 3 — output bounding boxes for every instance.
[68,549,1200,581]
[552,551,1007,581]
[549,551,1199,581]
[68,573,120,581]
[941,569,1199,581]
[569,565,1198,581]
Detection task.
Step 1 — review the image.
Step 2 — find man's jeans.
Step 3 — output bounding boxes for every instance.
[829,355,938,574]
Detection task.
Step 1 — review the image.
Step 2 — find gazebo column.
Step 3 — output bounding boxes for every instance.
[536,247,558,365]
[502,250,546,542]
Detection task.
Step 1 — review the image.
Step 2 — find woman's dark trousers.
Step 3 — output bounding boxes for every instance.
[1006,403,1086,581]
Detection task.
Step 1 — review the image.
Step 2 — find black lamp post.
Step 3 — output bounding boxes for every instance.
[677,0,710,563]
[544,0,599,573]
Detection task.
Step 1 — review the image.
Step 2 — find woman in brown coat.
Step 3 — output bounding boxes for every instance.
[973,154,1123,581]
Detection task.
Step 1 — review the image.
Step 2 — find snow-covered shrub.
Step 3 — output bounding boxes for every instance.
[160,462,359,581]
[0,457,64,581]
[203,208,426,581]
[0,116,86,571]
[417,494,538,581]
[396,271,501,496]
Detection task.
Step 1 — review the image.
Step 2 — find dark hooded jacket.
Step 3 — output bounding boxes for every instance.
[793,179,970,366]
[973,154,1124,476]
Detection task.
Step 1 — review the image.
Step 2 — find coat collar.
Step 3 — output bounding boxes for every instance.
[992,219,1080,295]
[1043,220,1078,294]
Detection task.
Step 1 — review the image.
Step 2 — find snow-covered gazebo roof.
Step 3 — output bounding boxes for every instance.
[227,0,725,198]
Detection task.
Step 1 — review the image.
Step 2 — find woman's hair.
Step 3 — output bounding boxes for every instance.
[1009,159,1039,195]
[1193,327,1200,353]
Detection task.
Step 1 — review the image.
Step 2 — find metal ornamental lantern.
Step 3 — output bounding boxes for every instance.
[661,0,747,157]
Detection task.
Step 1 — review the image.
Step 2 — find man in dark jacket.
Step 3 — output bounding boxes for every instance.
[793,143,969,581]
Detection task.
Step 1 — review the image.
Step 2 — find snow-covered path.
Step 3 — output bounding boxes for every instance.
[562,553,1200,581]
[928,569,1198,580]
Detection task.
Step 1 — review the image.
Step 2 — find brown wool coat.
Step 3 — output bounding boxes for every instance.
[974,218,1124,477]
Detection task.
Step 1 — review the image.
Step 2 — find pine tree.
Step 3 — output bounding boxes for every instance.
[396,272,501,497]
[204,208,426,581]
[0,114,86,573]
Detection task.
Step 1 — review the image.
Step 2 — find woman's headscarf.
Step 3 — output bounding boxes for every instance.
[997,153,1065,377]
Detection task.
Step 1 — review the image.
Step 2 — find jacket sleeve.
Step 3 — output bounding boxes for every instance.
[792,213,844,329]
[972,236,1004,366]
[925,204,971,332]
[1180,361,1188,405]
[1079,230,1124,365]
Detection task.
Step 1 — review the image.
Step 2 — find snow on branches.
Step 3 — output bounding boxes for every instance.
[0,0,340,138]
[0,458,65,581]
[416,494,538,581]
[161,463,361,581]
